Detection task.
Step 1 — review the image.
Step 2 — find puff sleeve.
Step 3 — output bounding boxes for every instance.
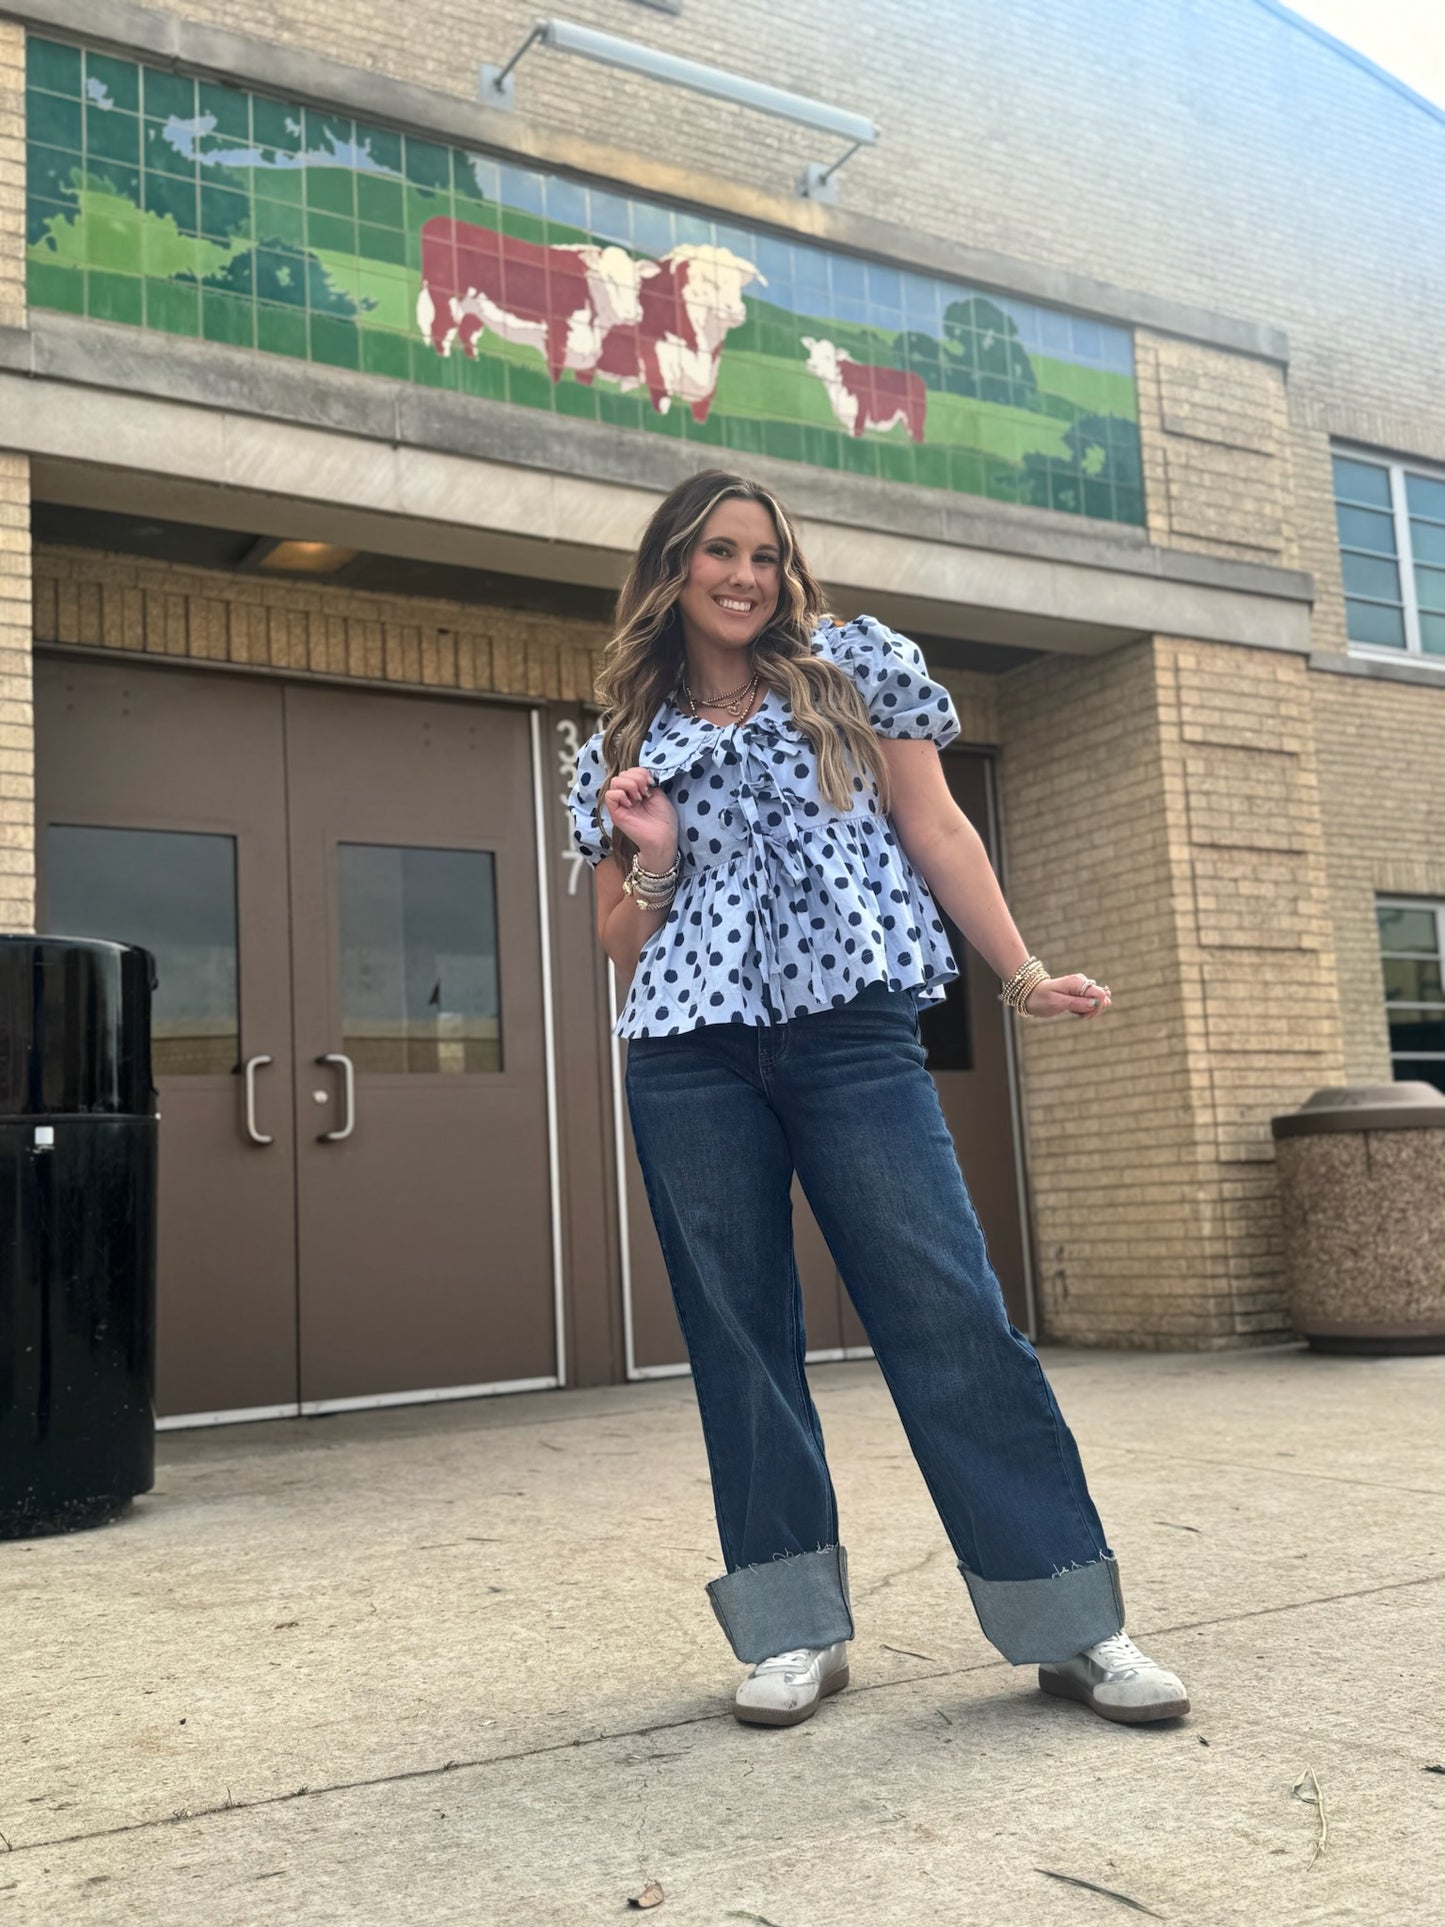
[822,614,961,750]
[564,729,613,867]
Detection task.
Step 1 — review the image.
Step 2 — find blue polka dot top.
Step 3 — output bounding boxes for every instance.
[565,615,962,1038]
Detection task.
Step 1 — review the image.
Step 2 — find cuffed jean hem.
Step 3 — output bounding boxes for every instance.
[959,1553,1125,1665]
[705,1546,855,1663]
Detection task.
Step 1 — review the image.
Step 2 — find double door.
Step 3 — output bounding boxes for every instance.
[36,658,556,1422]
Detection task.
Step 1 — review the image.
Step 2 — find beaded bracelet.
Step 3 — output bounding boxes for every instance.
[622,850,682,911]
[999,955,1049,1019]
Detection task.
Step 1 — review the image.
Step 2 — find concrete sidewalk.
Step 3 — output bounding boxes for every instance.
[3,1347,1443,1925]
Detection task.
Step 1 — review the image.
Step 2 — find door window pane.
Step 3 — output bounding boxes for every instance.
[339,844,501,1073]
[45,825,239,1075]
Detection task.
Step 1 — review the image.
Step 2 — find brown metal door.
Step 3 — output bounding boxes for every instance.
[34,657,300,1421]
[838,750,1033,1342]
[283,684,555,1407]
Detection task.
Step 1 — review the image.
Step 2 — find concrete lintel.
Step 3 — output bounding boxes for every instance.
[1307,648,1445,691]
[6,318,1314,615]
[4,0,1287,365]
[8,370,1313,660]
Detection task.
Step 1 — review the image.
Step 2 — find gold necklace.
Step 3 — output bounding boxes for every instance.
[681,666,759,719]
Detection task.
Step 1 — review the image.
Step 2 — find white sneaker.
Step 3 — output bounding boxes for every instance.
[733,1641,850,1727]
[1038,1630,1190,1724]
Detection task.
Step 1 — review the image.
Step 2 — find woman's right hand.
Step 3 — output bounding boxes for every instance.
[604,766,679,867]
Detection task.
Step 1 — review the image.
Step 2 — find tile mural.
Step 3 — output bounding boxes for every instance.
[24,37,1143,523]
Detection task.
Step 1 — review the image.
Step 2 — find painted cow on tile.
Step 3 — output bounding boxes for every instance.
[802,336,928,443]
[592,245,764,423]
[416,218,647,377]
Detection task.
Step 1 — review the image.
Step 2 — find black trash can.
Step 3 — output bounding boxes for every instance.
[0,937,159,1538]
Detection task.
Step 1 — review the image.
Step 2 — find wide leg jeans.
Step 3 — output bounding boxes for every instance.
[624,979,1124,1666]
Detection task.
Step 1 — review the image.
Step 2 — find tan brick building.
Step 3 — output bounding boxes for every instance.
[1,0,1441,1421]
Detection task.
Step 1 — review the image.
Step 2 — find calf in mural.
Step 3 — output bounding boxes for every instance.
[802,335,928,443]
[415,218,647,376]
[592,245,763,424]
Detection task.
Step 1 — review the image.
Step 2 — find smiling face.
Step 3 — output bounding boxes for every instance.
[676,497,782,662]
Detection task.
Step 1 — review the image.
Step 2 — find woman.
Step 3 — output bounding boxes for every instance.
[566,469,1188,1730]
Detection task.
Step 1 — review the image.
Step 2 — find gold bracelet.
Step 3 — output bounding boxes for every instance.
[1000,957,1049,1017]
[623,851,681,911]
[1000,954,1042,996]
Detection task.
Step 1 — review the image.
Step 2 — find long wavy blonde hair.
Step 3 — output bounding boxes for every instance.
[592,469,891,866]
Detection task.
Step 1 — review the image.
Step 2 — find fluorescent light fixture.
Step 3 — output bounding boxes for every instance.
[481,19,878,200]
[245,539,358,576]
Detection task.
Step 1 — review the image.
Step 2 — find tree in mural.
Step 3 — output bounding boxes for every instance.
[944,297,1040,407]
[1021,411,1142,513]
[891,296,1039,409]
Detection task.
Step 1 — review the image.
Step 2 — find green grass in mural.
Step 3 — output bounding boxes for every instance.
[1030,355,1138,423]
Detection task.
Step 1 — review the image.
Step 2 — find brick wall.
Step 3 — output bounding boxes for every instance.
[1135,334,1296,569]
[1311,671,1445,1086]
[31,547,611,702]
[998,634,1344,1345]
[0,455,33,933]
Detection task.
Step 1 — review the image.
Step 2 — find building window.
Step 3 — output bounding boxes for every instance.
[1333,450,1445,663]
[1378,899,1445,1094]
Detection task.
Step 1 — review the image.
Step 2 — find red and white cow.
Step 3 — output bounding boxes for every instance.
[592,245,763,423]
[802,336,928,443]
[415,218,646,378]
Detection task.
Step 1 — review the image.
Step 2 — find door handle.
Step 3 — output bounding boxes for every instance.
[243,1054,274,1146]
[318,1052,356,1142]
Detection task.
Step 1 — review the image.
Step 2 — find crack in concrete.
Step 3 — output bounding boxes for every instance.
[7,1567,1441,1862]
[854,1545,945,1601]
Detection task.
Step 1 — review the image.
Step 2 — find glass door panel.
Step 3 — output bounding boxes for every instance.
[45,825,240,1078]
[339,844,501,1073]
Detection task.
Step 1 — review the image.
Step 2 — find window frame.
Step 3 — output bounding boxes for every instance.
[1333,445,1445,670]
[1377,894,1445,1089]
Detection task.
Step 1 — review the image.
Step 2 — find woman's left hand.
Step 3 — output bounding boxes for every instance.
[1022,972,1112,1020]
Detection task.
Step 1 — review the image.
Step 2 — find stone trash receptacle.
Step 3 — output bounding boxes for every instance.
[1271,1082,1445,1355]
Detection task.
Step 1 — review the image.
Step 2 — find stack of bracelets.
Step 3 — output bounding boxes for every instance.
[622,849,683,912]
[999,954,1049,1019]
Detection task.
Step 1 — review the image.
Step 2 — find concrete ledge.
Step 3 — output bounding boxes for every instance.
[1307,648,1445,690]
[4,0,1287,364]
[1,318,1314,620]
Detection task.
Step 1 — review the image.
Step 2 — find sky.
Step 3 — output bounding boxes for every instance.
[1283,0,1445,109]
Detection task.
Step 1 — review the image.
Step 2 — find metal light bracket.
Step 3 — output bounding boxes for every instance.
[479,19,878,199]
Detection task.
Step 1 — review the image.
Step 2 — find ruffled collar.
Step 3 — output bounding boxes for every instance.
[640,684,806,783]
